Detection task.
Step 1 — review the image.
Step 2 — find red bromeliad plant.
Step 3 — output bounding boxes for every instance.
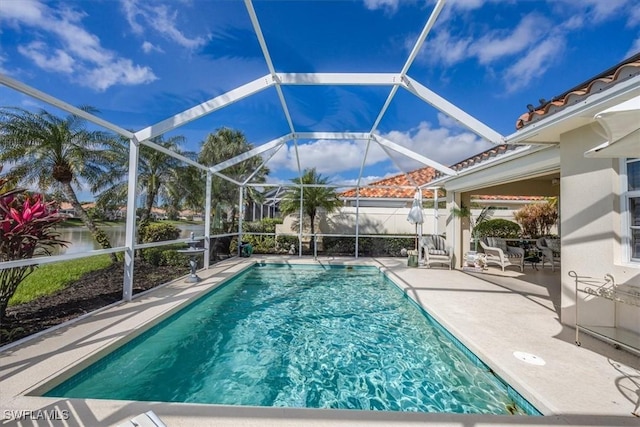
[0,174,67,319]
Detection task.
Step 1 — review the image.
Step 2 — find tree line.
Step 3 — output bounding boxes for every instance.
[0,106,342,262]
[0,107,269,260]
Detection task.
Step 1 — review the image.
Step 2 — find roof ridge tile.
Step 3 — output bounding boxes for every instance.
[516,56,640,129]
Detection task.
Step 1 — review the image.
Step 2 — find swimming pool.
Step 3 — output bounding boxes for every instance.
[45,264,539,415]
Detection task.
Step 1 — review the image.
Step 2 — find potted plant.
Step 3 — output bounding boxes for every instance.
[451,204,495,252]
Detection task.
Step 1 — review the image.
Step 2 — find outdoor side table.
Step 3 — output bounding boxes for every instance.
[524,251,541,270]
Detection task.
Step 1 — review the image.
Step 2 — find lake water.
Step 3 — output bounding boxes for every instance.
[53,224,206,254]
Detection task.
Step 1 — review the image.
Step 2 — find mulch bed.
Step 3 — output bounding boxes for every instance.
[1,261,187,345]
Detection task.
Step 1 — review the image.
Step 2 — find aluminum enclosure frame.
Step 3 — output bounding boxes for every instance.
[0,0,553,300]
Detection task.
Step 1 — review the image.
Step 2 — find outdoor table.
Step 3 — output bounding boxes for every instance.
[524,252,541,270]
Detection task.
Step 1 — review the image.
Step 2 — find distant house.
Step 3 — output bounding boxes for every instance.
[56,202,75,218]
[56,202,98,218]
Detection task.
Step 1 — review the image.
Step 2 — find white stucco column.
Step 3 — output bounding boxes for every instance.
[559,125,631,327]
[433,188,439,235]
[445,191,457,268]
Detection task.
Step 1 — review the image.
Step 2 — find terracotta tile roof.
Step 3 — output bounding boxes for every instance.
[475,195,545,202]
[58,202,95,210]
[341,144,524,199]
[340,167,438,199]
[516,52,640,130]
[432,144,520,180]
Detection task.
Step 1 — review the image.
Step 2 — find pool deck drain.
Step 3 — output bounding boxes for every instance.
[513,351,546,366]
[1,256,638,426]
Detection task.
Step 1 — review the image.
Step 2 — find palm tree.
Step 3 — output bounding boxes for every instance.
[0,106,120,262]
[198,128,269,232]
[137,136,194,223]
[96,135,198,224]
[279,168,343,248]
[451,203,495,251]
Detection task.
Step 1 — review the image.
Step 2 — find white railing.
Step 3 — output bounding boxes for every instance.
[0,232,240,270]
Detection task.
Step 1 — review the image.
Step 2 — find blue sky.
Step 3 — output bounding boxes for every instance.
[1,0,639,195]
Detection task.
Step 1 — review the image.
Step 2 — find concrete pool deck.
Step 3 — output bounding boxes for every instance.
[0,256,638,426]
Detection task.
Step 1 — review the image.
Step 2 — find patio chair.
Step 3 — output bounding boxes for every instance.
[479,237,524,272]
[420,235,453,269]
[536,237,561,271]
[117,411,166,427]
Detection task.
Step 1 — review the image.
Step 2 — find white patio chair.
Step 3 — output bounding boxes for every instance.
[536,237,561,271]
[420,235,453,269]
[479,237,524,272]
[118,411,167,427]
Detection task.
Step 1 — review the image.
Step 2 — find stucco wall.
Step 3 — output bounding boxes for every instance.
[560,125,639,333]
[276,207,449,236]
[275,205,525,238]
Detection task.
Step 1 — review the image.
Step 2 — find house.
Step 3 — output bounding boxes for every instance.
[431,52,640,345]
[321,149,548,236]
[56,202,98,218]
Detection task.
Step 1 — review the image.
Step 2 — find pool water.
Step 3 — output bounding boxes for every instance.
[46,264,537,415]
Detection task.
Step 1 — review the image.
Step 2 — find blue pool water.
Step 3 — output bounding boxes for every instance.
[46,264,538,415]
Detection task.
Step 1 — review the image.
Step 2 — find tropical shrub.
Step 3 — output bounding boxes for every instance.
[276,235,300,254]
[140,244,189,267]
[0,175,66,318]
[138,223,184,266]
[513,201,558,238]
[323,236,355,255]
[474,219,521,239]
[139,222,181,243]
[255,218,282,233]
[381,237,416,256]
[323,236,414,256]
[230,218,284,254]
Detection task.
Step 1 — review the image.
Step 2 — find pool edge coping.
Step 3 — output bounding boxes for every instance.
[2,256,636,426]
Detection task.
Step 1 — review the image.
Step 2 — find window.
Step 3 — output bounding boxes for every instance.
[625,158,640,262]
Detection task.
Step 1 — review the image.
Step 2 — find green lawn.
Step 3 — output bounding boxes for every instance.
[9,255,113,306]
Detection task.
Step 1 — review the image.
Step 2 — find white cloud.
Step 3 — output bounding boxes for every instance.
[268,139,388,175]
[86,59,161,91]
[629,6,640,27]
[1,0,157,91]
[418,10,569,93]
[419,30,472,66]
[626,36,640,59]
[503,36,565,93]
[0,0,45,25]
[557,0,628,24]
[436,0,505,23]
[561,15,584,31]
[420,12,551,65]
[265,121,493,176]
[363,0,405,14]
[332,174,396,188]
[142,41,164,54]
[17,42,75,73]
[421,13,551,67]
[447,0,490,11]
[378,121,493,170]
[437,112,460,128]
[471,14,550,65]
[121,0,208,49]
[0,53,9,75]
